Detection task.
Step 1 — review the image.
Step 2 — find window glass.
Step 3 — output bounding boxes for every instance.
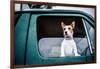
[84,20,94,49]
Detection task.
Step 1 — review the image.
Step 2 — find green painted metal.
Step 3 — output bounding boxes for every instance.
[15,13,31,65]
[15,10,95,65]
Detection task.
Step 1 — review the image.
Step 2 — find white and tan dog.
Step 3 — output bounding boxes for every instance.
[61,21,80,57]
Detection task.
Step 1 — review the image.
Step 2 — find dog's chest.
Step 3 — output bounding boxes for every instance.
[61,39,76,46]
[61,39,76,55]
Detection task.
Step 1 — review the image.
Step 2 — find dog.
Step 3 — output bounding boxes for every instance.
[61,21,80,57]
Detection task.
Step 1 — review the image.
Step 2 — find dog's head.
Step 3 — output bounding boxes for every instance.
[61,21,75,39]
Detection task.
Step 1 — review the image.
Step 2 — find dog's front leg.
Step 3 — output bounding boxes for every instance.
[61,45,65,57]
[74,45,80,56]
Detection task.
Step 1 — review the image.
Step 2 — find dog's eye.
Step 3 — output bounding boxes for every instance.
[68,28,71,30]
[63,28,66,30]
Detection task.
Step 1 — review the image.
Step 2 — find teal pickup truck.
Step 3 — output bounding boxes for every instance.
[15,9,95,66]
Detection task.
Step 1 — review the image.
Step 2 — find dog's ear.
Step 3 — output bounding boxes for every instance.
[61,21,65,28]
[71,21,75,29]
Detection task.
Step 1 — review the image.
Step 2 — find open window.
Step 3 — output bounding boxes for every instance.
[37,16,92,57]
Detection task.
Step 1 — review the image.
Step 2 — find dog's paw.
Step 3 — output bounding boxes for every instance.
[60,54,65,57]
[75,54,81,56]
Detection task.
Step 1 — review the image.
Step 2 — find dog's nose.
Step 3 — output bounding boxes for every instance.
[65,31,67,35]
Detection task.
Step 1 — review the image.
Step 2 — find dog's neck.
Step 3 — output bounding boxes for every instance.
[64,37,73,40]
